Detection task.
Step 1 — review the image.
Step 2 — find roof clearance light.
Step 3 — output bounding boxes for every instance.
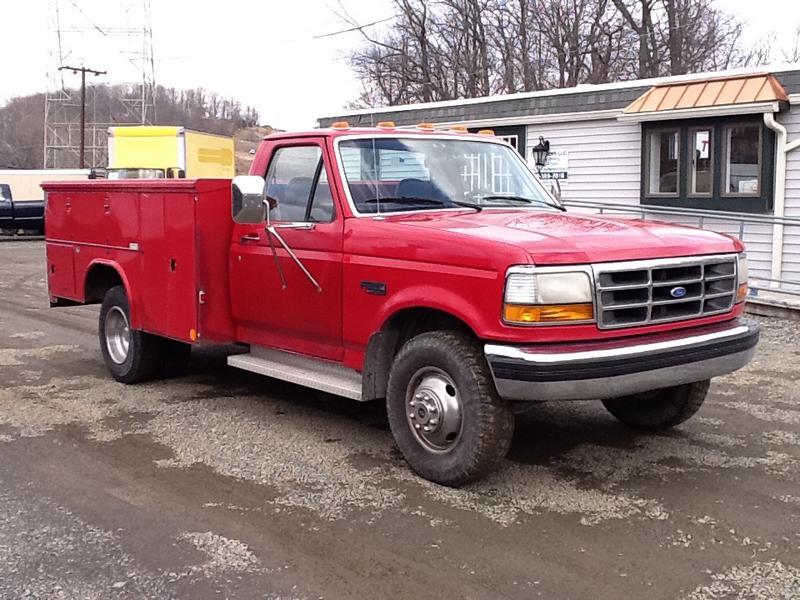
[376,121,396,129]
[331,121,350,130]
[416,122,435,131]
[478,129,495,136]
[449,125,468,133]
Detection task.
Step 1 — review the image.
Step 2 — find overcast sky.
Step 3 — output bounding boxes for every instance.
[1,0,797,130]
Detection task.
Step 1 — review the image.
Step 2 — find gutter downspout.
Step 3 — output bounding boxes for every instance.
[762,112,799,284]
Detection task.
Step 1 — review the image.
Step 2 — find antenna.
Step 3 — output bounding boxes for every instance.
[44,0,156,168]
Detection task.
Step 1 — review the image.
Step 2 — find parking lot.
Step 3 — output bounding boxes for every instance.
[0,239,798,599]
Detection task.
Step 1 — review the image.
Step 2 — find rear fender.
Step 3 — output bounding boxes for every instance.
[83,259,139,327]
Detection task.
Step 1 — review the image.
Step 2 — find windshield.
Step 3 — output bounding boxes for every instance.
[107,168,166,180]
[337,136,559,214]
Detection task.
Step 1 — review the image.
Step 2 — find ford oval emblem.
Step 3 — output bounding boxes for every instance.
[670,286,687,298]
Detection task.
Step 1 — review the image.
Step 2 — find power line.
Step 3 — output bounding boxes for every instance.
[313,16,394,39]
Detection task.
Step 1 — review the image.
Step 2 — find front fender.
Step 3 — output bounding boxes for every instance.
[376,284,489,335]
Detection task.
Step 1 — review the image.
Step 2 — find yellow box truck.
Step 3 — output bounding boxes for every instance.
[107,126,235,179]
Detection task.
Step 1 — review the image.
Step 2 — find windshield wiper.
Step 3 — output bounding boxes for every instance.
[477,195,566,212]
[364,196,482,212]
[364,196,445,206]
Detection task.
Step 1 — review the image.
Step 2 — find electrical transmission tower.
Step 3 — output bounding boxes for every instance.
[44,0,156,168]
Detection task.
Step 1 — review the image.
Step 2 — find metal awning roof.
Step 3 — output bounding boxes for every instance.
[620,73,789,121]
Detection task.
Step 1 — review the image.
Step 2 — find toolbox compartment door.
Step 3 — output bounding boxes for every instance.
[139,191,198,341]
[46,243,76,299]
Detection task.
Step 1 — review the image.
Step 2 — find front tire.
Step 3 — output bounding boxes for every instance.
[602,380,710,430]
[386,331,514,487]
[99,286,161,384]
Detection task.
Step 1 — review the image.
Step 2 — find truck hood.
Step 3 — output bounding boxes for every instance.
[387,209,740,265]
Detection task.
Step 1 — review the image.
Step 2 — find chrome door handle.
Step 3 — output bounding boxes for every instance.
[240,233,261,242]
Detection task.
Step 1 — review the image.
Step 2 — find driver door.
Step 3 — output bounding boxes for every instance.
[230,139,344,361]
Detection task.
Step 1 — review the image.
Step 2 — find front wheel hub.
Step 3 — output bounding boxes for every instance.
[406,368,463,453]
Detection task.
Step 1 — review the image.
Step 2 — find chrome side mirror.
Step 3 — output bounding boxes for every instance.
[232,175,267,224]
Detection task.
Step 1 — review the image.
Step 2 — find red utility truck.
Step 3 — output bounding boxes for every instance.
[43,125,759,486]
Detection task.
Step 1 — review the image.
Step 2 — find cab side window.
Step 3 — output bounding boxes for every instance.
[264,146,335,223]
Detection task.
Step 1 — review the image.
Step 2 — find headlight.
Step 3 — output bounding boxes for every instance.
[736,253,749,303]
[504,267,594,324]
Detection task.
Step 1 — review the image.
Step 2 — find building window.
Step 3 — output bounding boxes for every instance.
[691,128,713,196]
[723,124,761,196]
[641,117,774,213]
[646,128,680,195]
[468,125,526,156]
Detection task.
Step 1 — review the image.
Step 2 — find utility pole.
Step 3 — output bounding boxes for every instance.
[59,65,106,168]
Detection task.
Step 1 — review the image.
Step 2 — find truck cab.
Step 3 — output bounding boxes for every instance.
[43,125,759,486]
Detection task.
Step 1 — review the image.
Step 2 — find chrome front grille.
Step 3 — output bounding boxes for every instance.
[594,255,738,329]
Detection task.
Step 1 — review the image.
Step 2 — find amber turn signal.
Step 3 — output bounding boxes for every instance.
[330,121,350,129]
[376,121,396,129]
[504,303,593,324]
[736,283,748,303]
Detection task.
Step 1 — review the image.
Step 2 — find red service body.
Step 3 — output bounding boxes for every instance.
[45,179,236,344]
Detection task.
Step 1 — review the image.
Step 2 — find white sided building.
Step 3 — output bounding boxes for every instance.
[319,65,800,305]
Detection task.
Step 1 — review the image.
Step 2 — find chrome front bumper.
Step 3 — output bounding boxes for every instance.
[485,318,759,401]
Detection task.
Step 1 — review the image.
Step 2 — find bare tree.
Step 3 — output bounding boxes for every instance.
[345,0,759,108]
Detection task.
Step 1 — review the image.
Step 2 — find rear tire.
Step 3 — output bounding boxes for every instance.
[99,286,161,384]
[602,380,710,430]
[386,331,514,487]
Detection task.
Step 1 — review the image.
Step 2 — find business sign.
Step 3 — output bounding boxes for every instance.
[538,149,569,184]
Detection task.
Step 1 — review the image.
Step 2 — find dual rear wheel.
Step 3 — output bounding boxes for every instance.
[99,286,191,383]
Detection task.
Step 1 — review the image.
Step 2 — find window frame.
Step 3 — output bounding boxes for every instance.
[640,116,774,214]
[721,123,763,198]
[261,141,337,224]
[644,126,682,197]
[688,126,714,198]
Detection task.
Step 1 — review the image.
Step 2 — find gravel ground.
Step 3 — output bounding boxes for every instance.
[0,240,799,599]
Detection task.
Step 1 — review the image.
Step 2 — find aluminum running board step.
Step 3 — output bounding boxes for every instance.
[227,346,363,400]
